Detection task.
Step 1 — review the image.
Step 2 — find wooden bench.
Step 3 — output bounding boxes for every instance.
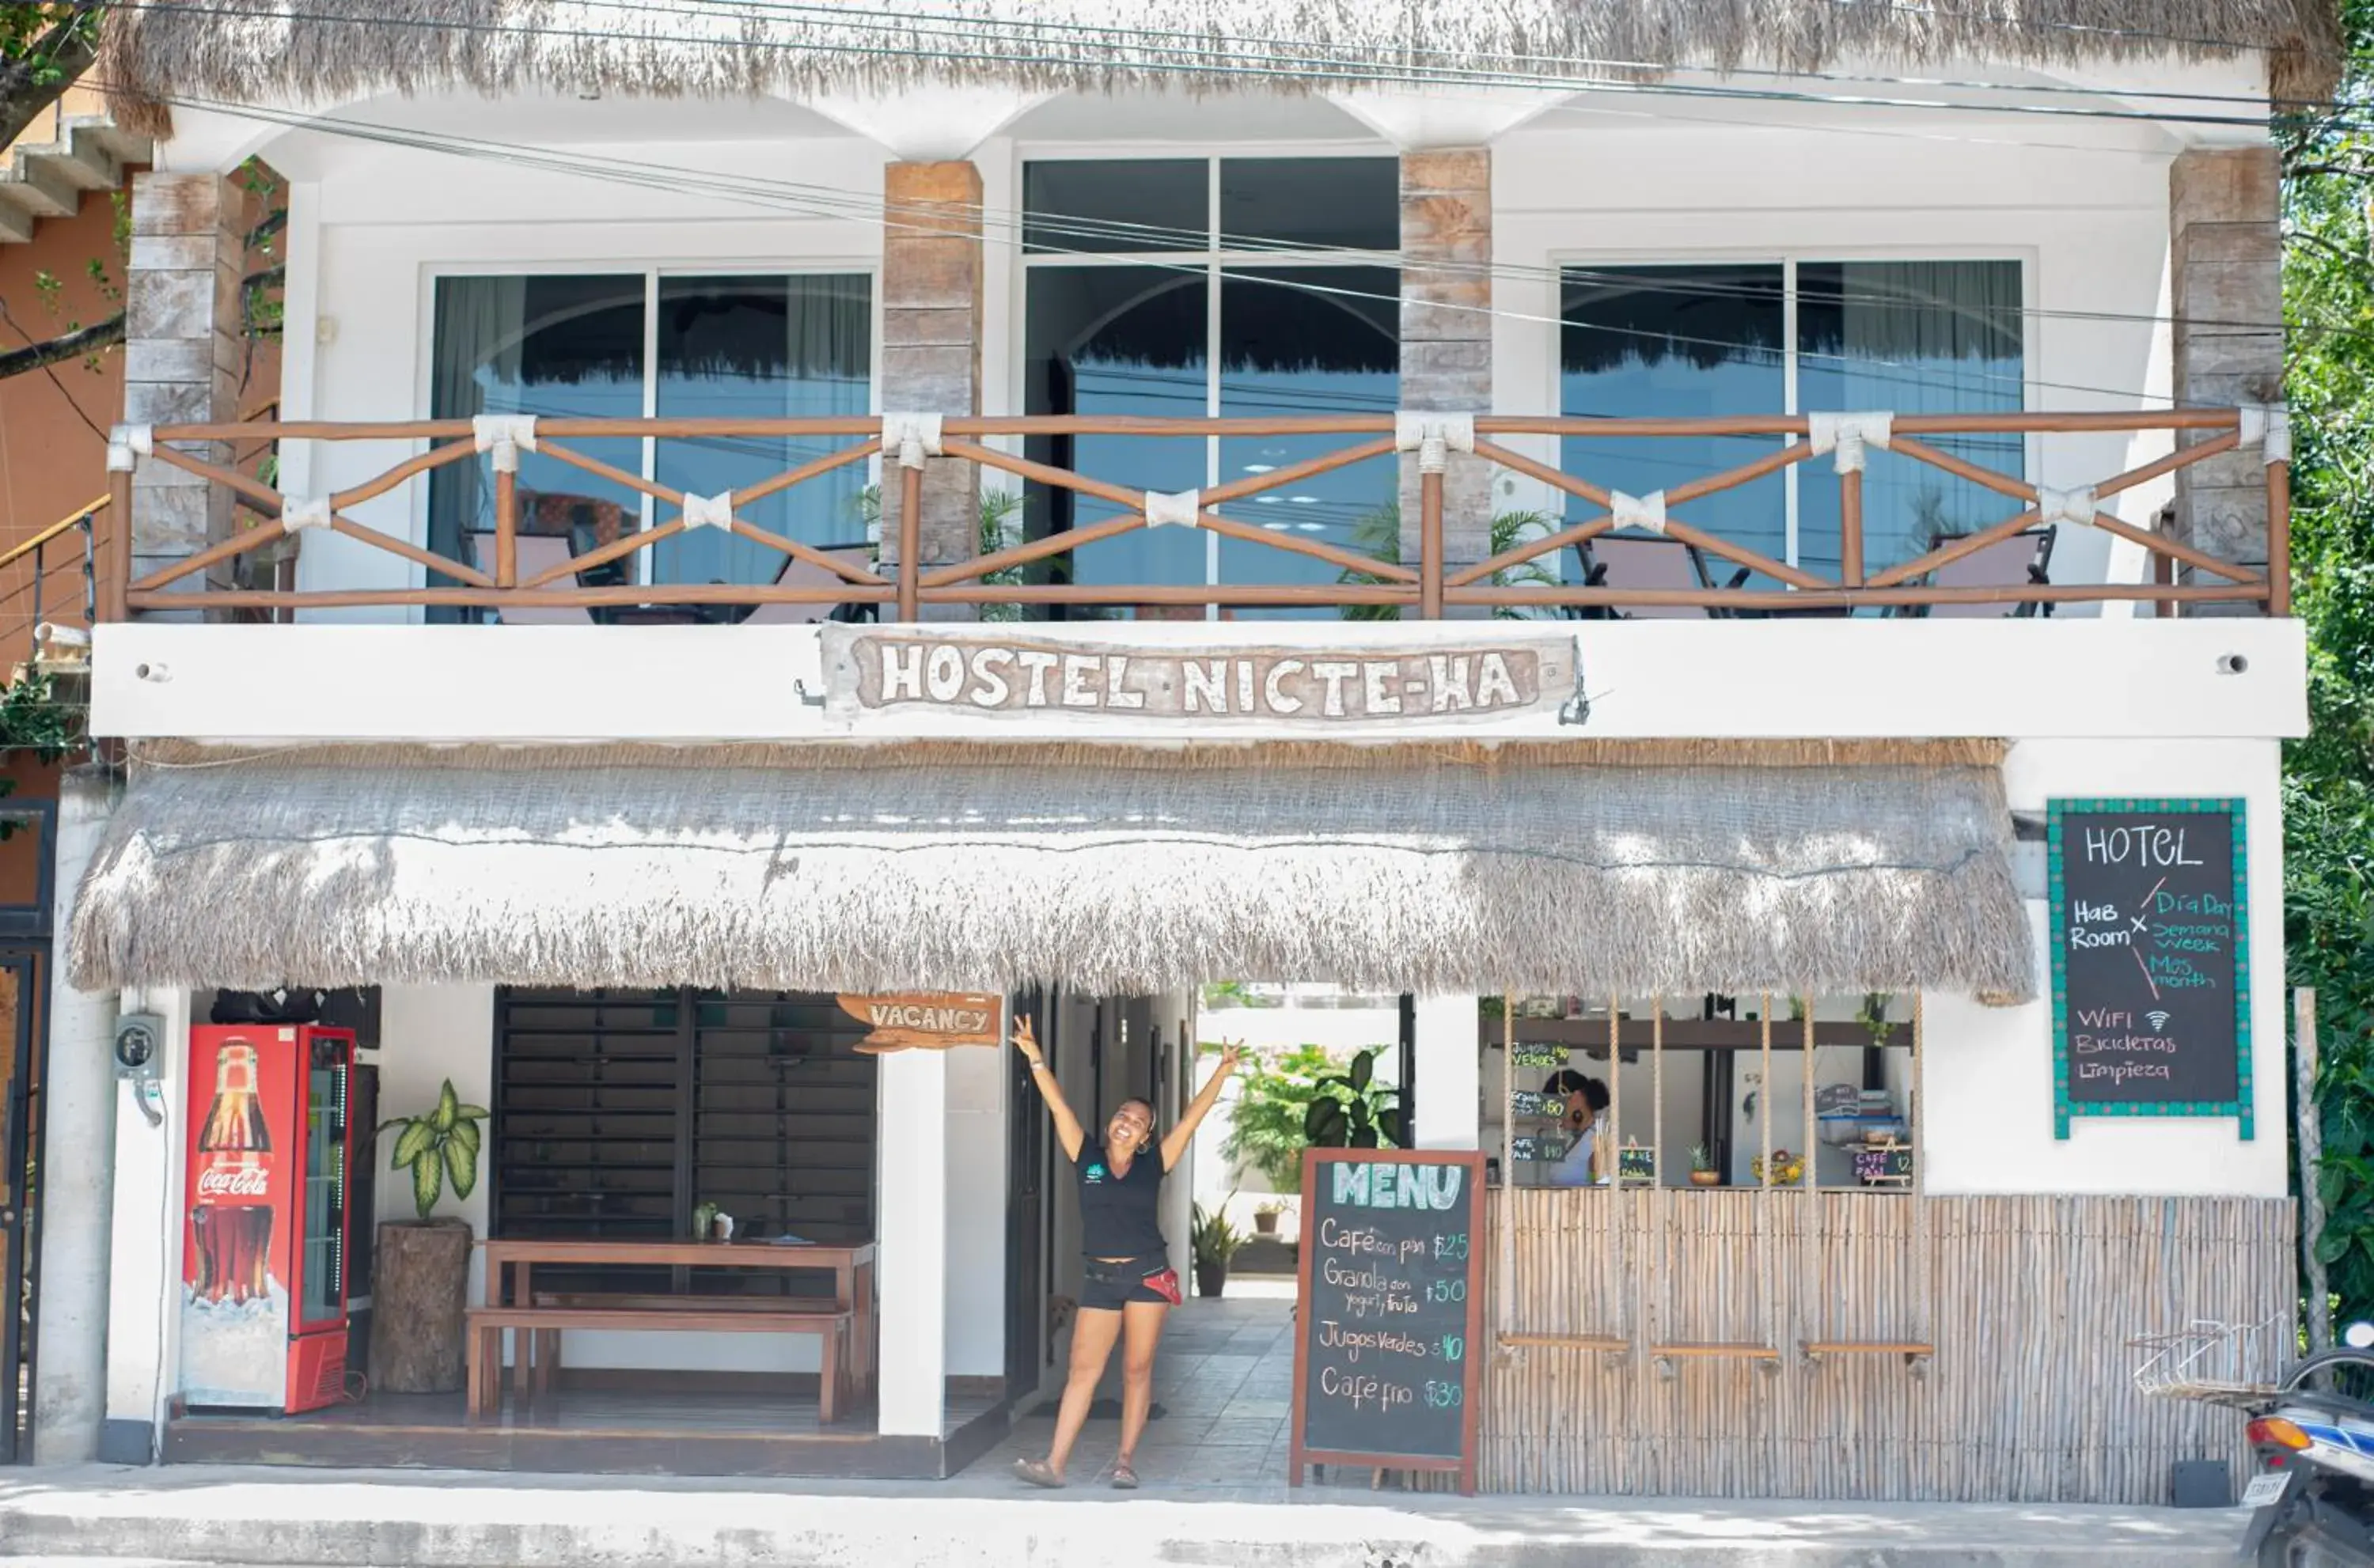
[465,1304,852,1424]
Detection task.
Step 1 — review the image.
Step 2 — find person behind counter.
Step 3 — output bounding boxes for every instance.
[1009,1016,1243,1490]
[1543,1070,1610,1187]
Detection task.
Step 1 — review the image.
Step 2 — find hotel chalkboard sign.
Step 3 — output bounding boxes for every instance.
[2049,800,2251,1139]
[1290,1148,1486,1494]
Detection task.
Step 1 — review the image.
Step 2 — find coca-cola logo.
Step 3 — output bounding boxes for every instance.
[197,1165,270,1198]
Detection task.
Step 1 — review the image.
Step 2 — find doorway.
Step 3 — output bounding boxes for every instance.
[0,796,54,1464]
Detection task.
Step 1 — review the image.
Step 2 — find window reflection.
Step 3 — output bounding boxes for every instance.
[1020,157,1401,620]
[1024,267,1209,612]
[652,275,871,588]
[1796,261,2023,580]
[1560,266,1788,589]
[429,275,646,619]
[1214,267,1397,616]
[427,273,875,615]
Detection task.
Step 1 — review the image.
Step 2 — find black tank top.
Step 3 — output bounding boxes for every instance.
[1075,1140,1166,1259]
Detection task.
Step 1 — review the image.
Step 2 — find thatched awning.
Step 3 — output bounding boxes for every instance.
[101,0,2342,139]
[68,740,2033,1001]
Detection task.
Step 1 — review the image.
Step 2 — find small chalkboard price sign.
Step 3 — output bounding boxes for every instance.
[1290,1148,1487,1494]
[2049,799,2251,1140]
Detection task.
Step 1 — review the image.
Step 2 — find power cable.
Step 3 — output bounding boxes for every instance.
[140,91,2292,406]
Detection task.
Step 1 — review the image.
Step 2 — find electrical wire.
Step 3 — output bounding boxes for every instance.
[138,90,2295,407]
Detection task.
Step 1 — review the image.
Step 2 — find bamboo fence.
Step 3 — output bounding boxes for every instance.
[1478,1191,2293,1500]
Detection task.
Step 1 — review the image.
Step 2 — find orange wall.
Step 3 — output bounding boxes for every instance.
[0,122,283,666]
[0,187,119,654]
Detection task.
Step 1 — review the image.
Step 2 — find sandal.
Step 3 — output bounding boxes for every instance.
[1111,1459,1140,1490]
[1013,1458,1065,1490]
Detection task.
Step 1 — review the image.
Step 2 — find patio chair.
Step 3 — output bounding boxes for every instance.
[740,543,879,626]
[1571,536,1747,620]
[1903,526,2056,619]
[469,533,597,626]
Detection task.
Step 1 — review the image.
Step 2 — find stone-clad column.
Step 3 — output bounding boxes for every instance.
[880,161,982,623]
[123,172,246,614]
[1399,150,1492,616]
[2170,146,2282,613]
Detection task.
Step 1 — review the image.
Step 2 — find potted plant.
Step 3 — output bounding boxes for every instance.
[367,1080,487,1395]
[1253,1200,1284,1237]
[1689,1143,1720,1187]
[1191,1201,1242,1298]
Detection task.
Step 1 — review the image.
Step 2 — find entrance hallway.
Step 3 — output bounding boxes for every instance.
[986,1291,1297,1494]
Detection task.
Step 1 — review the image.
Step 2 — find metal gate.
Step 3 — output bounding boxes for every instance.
[0,797,55,1464]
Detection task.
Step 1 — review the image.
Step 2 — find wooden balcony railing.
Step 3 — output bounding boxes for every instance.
[97,407,2290,622]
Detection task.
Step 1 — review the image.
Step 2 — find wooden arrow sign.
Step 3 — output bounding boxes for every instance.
[837,992,1003,1055]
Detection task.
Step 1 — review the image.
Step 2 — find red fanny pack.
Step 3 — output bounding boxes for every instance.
[1142,1267,1183,1306]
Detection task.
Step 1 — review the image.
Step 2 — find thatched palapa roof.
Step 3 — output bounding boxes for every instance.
[68,740,2035,1002]
[101,0,2343,141]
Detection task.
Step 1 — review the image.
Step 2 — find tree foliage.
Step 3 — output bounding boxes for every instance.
[2284,0,2374,1320]
[0,3,102,153]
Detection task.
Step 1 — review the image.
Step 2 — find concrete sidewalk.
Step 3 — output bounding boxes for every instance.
[0,1462,2253,1566]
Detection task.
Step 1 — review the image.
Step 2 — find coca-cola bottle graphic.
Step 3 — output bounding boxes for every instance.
[193,1040,275,1305]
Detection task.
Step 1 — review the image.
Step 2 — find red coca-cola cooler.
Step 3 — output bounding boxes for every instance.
[180,1025,355,1414]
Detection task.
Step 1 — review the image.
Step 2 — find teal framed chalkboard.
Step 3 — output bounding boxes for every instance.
[2048,799,2251,1140]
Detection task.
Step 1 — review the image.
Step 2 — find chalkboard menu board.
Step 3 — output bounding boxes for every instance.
[1290,1149,1486,1492]
[2049,799,2252,1139]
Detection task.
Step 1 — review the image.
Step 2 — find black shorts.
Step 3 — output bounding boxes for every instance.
[1081,1256,1182,1312]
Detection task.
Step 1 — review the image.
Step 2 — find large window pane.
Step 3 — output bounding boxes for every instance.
[1023,266,1209,615]
[1560,266,1787,590]
[1024,160,1208,255]
[1214,267,1397,618]
[1219,158,1397,251]
[1797,261,2024,583]
[429,275,646,617]
[652,275,871,588]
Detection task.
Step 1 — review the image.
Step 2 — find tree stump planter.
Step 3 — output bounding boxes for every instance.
[370,1219,472,1394]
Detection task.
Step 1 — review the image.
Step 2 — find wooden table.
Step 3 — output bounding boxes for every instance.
[479,1238,877,1404]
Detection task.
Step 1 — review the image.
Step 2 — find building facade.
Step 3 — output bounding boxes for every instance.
[25,0,2330,1498]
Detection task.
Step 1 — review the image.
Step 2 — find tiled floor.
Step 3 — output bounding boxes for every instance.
[983,1284,1313,1494]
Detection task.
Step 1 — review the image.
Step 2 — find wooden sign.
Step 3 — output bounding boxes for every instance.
[1291,1148,1486,1494]
[821,626,1588,730]
[836,993,1001,1055]
[2048,800,2252,1138]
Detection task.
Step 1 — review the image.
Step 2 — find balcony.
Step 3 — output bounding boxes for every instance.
[98,407,2289,623]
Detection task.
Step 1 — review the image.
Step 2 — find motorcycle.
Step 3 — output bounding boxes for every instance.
[2237,1337,2374,1566]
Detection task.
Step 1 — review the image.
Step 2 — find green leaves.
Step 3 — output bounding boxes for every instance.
[1222,1043,1405,1192]
[381,1078,489,1221]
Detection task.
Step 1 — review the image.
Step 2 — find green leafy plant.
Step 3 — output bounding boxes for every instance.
[1190,1199,1243,1266]
[2281,17,2374,1332]
[1856,993,1895,1047]
[1221,1043,1337,1193]
[1690,1142,1716,1174]
[1337,501,1559,620]
[853,483,1025,621]
[1302,1047,1405,1151]
[379,1080,488,1221]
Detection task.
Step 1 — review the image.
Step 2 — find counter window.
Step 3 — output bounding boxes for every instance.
[1487,994,1918,1191]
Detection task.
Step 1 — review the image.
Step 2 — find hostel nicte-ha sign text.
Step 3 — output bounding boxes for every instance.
[821,627,1587,731]
[2049,801,2252,1139]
